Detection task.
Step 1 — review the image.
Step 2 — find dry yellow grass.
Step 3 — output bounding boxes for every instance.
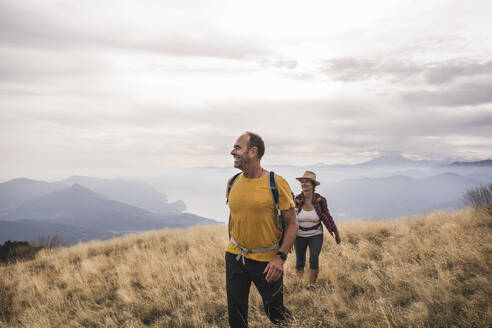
[1,208,491,327]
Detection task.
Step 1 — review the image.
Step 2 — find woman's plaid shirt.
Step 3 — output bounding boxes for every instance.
[295,193,338,234]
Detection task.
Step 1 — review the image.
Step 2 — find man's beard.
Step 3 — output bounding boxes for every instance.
[234,155,246,170]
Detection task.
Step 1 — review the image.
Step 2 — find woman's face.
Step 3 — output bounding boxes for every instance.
[299,178,314,193]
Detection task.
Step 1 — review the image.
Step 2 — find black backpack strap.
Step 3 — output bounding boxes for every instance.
[226,172,242,204]
[269,171,279,210]
[227,172,241,239]
[299,222,322,231]
[269,171,286,246]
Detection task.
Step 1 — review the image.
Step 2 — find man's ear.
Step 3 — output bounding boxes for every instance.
[249,146,258,158]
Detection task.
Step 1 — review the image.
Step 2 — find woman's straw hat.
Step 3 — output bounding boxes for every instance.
[296,170,320,186]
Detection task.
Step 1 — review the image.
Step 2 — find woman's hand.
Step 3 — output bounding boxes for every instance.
[335,231,341,244]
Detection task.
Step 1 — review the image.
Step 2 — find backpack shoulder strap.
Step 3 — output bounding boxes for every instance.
[269,171,279,210]
[269,171,295,213]
[269,171,284,234]
[226,172,242,204]
[312,193,324,213]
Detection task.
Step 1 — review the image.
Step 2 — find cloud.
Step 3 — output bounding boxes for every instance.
[1,0,492,178]
[402,81,492,107]
[264,59,298,70]
[323,57,421,82]
[323,56,492,85]
[0,47,108,81]
[2,94,492,176]
[0,1,269,60]
[424,60,492,84]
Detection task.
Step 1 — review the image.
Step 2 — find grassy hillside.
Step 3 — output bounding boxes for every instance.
[1,208,491,327]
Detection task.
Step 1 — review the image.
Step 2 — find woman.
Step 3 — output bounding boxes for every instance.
[294,170,341,290]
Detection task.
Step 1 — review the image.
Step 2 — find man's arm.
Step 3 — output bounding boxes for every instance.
[264,208,298,282]
[228,213,231,239]
[278,207,298,255]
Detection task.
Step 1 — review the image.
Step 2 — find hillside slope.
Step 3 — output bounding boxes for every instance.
[0,209,491,327]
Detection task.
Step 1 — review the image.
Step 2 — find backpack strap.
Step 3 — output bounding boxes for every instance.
[226,172,242,204]
[269,171,287,246]
[314,193,322,210]
[230,236,279,265]
[299,222,322,231]
[269,171,279,209]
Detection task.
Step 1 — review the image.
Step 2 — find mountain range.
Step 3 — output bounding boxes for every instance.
[322,172,482,219]
[0,177,217,245]
[355,154,448,167]
[165,155,492,222]
[1,155,491,244]
[296,156,492,170]
[449,159,492,167]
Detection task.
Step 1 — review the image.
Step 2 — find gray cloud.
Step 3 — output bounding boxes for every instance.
[3,96,491,163]
[262,59,298,70]
[323,57,421,82]
[0,47,108,81]
[0,1,269,60]
[424,60,492,84]
[323,57,492,85]
[402,81,492,107]
[2,98,491,178]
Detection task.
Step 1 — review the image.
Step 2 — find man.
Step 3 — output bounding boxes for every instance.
[226,131,298,327]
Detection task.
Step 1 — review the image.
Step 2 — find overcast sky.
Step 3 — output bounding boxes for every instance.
[1,0,491,180]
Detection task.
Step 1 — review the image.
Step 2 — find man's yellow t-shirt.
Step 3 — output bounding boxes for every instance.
[226,172,295,262]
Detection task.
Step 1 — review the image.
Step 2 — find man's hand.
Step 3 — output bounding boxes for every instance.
[262,207,297,283]
[263,255,285,282]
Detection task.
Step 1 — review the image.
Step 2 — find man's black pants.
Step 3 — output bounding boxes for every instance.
[225,252,292,328]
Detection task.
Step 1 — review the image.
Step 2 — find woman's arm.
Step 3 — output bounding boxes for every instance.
[318,195,341,244]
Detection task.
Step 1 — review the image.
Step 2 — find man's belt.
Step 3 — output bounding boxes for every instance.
[298,222,322,231]
[230,236,279,265]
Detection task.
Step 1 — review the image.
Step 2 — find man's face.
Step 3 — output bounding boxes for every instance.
[231,134,252,170]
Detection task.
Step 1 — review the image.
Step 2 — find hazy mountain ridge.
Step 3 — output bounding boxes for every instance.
[0,178,217,245]
[355,154,449,167]
[323,172,481,219]
[59,175,186,214]
[0,178,64,214]
[1,184,160,230]
[450,159,492,167]
[1,154,490,244]
[141,155,492,222]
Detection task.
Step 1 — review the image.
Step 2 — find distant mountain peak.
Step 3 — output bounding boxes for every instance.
[8,177,36,183]
[358,154,417,166]
[57,183,103,198]
[56,176,186,214]
[66,183,93,191]
[28,183,106,203]
[2,177,48,186]
[356,154,448,167]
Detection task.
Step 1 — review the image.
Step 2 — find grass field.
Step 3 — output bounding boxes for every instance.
[1,208,491,327]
